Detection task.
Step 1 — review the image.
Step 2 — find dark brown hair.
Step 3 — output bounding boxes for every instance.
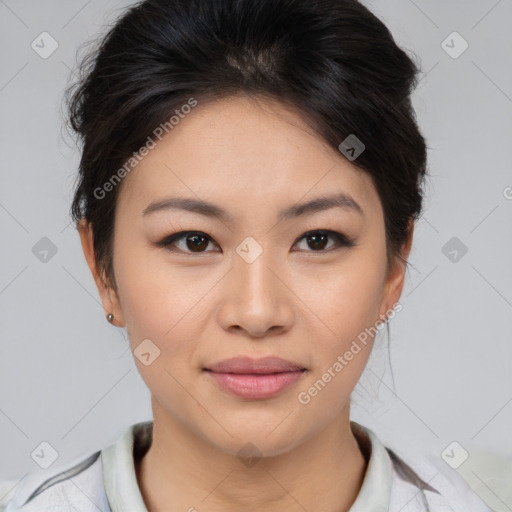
[66,0,429,292]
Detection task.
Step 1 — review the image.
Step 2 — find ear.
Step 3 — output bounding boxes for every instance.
[378,219,414,321]
[77,219,125,327]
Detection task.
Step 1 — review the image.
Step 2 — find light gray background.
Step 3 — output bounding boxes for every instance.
[1,0,511,501]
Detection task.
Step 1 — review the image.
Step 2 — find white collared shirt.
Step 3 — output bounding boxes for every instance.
[2,421,493,512]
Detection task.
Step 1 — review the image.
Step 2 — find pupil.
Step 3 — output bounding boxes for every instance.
[187,233,208,252]
[308,232,327,250]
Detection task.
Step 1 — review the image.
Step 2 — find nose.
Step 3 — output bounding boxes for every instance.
[216,251,295,339]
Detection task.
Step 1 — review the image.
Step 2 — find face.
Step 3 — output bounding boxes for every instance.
[80,94,410,457]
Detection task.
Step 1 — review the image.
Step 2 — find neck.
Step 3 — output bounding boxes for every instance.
[135,403,368,512]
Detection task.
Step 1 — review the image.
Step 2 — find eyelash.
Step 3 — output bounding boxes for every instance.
[155,229,357,255]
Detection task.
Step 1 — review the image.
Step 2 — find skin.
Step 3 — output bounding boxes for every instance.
[79,94,413,512]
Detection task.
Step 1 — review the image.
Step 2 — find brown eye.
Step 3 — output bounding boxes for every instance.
[306,232,329,250]
[184,233,209,252]
[156,231,218,254]
[293,230,356,252]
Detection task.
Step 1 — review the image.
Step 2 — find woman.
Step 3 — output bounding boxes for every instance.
[3,0,493,510]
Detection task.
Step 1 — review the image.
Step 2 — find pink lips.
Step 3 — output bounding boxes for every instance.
[204,356,306,399]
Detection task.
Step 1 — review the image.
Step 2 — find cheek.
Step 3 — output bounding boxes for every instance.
[113,239,211,336]
[113,252,204,405]
[112,245,228,396]
[294,260,383,415]
[294,253,385,405]
[297,253,385,344]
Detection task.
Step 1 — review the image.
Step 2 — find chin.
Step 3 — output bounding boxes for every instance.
[213,432,304,461]
[197,413,311,460]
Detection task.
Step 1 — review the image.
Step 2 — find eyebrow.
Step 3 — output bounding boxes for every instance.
[142,193,364,223]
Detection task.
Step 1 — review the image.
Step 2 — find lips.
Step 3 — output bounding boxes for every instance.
[204,356,306,374]
[204,356,306,399]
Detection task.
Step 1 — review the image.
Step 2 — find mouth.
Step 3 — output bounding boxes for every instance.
[203,356,307,399]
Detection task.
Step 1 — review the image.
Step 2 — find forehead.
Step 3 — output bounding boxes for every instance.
[116,94,382,223]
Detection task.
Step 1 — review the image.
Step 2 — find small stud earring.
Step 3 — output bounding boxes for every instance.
[106,313,115,324]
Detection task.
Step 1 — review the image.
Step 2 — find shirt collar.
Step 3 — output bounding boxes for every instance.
[101,420,393,512]
[349,421,393,511]
[101,421,150,512]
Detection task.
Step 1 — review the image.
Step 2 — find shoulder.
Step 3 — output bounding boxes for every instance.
[350,422,493,511]
[0,480,19,511]
[2,450,110,512]
[387,446,494,512]
[2,421,152,512]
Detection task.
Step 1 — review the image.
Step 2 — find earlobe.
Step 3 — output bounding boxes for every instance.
[77,219,125,327]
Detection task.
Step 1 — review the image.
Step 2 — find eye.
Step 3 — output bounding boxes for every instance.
[156,231,219,254]
[156,229,356,254]
[293,230,357,252]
